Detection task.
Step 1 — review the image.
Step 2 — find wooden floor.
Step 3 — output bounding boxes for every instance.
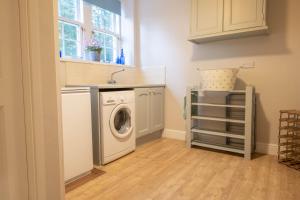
[66,139,300,200]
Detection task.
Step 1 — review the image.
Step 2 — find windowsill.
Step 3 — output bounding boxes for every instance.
[60,58,135,68]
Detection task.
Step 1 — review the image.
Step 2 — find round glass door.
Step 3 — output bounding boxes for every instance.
[110,105,133,139]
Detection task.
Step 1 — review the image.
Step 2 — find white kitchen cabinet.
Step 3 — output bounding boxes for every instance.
[135,87,165,138]
[150,88,165,132]
[190,0,224,37]
[135,88,151,137]
[224,0,266,31]
[61,88,94,182]
[189,0,268,43]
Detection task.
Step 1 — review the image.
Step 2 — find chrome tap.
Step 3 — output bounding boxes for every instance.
[107,68,125,84]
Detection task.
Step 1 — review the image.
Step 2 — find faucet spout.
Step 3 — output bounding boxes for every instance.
[107,68,125,84]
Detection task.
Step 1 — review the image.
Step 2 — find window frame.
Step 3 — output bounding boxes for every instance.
[88,4,122,63]
[58,0,84,22]
[92,30,118,63]
[58,0,123,64]
[91,6,121,40]
[58,0,84,58]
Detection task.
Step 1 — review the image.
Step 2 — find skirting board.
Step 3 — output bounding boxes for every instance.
[162,129,278,155]
[256,142,278,155]
[162,129,186,141]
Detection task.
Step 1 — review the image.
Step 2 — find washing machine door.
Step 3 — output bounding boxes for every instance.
[109,104,133,139]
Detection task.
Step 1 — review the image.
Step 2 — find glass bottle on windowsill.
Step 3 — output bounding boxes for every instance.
[120,49,125,65]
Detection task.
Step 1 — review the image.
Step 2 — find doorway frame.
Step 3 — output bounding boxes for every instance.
[18,0,65,199]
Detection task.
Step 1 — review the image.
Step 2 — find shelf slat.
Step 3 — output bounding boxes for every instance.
[279,142,300,147]
[192,103,245,109]
[191,89,246,94]
[279,126,300,131]
[228,90,246,94]
[192,128,245,139]
[192,116,245,124]
[280,118,300,123]
[191,141,245,154]
[279,135,300,139]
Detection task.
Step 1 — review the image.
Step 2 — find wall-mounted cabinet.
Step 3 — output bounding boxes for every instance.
[190,0,224,36]
[189,0,268,43]
[135,87,165,138]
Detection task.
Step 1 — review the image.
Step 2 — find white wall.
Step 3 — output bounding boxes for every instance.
[60,60,166,86]
[137,0,300,147]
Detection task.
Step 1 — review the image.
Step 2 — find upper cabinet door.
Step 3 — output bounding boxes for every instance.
[190,0,224,36]
[224,0,266,31]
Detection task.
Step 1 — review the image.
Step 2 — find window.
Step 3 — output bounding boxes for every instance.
[91,6,120,63]
[58,0,82,58]
[58,0,80,21]
[59,22,81,58]
[58,0,122,63]
[93,32,116,63]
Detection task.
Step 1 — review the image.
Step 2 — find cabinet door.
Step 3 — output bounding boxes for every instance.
[224,0,265,31]
[135,88,151,138]
[61,92,93,181]
[150,88,165,132]
[190,0,224,36]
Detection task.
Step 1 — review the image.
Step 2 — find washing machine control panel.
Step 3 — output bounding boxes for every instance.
[102,96,117,105]
[101,91,134,105]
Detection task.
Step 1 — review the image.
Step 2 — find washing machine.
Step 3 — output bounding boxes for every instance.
[99,90,136,164]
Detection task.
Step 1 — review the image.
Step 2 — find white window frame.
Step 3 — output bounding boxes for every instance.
[58,0,84,58]
[91,7,121,39]
[58,0,129,65]
[83,3,122,63]
[92,31,118,63]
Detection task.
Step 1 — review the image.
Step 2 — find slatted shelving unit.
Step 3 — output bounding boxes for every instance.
[186,86,256,159]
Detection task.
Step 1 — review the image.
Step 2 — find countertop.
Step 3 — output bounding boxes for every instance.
[66,84,166,89]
